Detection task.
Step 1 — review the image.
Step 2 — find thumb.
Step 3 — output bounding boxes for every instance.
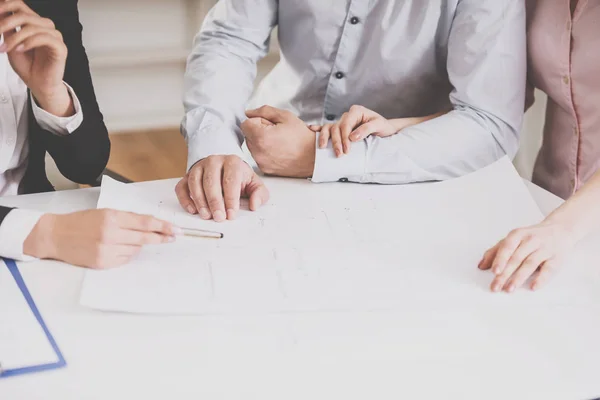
[245,174,270,211]
[241,117,271,137]
[350,121,381,141]
[246,105,289,124]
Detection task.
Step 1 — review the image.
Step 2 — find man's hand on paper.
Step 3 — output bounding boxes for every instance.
[243,106,316,179]
[176,155,270,222]
[23,210,179,269]
[478,222,578,293]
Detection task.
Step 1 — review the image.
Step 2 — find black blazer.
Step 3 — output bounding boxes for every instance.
[0,0,110,225]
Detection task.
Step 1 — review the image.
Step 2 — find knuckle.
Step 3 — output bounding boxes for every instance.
[240,119,252,132]
[100,210,117,228]
[203,173,216,187]
[224,155,241,168]
[142,216,155,231]
[257,105,270,113]
[223,175,234,186]
[98,228,116,244]
[43,18,55,29]
[207,199,222,210]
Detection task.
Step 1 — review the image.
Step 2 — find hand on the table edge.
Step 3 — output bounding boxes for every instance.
[176,155,270,223]
[478,220,580,293]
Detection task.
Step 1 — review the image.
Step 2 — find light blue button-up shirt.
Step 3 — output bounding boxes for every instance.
[183,0,526,184]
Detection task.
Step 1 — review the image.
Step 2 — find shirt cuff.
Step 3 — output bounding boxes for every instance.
[185,116,246,171]
[30,82,84,136]
[311,135,367,183]
[0,209,45,261]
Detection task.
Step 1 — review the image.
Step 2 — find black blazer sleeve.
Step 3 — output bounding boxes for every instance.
[0,207,13,226]
[0,1,111,226]
[27,0,110,184]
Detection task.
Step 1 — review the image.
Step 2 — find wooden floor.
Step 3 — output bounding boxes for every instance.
[107,128,188,182]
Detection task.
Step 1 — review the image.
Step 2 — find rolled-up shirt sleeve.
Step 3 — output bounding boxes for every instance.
[31,82,84,136]
[182,0,278,171]
[0,209,45,261]
[312,0,526,184]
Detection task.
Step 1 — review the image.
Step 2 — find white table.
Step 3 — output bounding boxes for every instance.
[2,178,597,400]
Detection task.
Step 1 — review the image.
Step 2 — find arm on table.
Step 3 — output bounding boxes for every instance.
[182,0,278,170]
[480,170,600,293]
[175,0,277,222]
[312,0,526,184]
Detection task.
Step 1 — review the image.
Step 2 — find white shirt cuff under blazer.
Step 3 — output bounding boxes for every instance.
[31,82,84,135]
[0,82,84,261]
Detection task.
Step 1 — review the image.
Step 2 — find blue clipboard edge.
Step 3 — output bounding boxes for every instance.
[0,258,67,379]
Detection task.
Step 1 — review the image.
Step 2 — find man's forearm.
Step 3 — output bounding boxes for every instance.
[312,109,511,184]
[182,0,277,169]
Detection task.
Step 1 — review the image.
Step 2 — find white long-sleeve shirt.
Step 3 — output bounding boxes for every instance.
[182,0,526,183]
[0,53,83,261]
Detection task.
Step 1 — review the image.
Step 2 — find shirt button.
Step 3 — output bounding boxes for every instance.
[335,71,345,79]
[339,178,349,183]
[326,114,336,121]
[0,94,8,104]
[6,137,14,146]
[350,17,360,25]
[563,76,570,85]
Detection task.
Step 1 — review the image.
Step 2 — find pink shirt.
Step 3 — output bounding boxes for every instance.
[527,0,600,199]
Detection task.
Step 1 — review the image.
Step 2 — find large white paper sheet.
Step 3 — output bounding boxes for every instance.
[0,262,58,371]
[80,157,600,315]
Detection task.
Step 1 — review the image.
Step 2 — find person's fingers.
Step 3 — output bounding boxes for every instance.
[187,164,212,220]
[203,160,226,222]
[490,230,525,274]
[14,32,66,54]
[339,111,362,150]
[338,113,356,155]
[246,105,292,124]
[478,243,499,270]
[350,121,380,141]
[309,125,322,132]
[530,260,560,291]
[240,117,272,140]
[112,211,177,236]
[0,1,38,18]
[491,238,539,292]
[504,250,549,292]
[0,26,61,53]
[91,244,141,270]
[112,229,175,246]
[331,125,343,157]
[175,178,197,215]
[245,174,270,212]
[318,124,331,149]
[222,159,243,220]
[0,12,53,37]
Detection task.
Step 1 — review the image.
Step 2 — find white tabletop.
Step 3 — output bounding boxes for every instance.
[4,178,595,400]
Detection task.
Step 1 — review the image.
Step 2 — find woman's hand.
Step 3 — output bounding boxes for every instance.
[0,0,74,117]
[309,105,446,158]
[309,105,398,157]
[478,221,578,292]
[24,210,181,269]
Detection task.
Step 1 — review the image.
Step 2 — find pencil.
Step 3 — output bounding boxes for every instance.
[181,227,224,239]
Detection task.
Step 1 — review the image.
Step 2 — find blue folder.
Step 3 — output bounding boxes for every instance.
[0,258,66,379]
